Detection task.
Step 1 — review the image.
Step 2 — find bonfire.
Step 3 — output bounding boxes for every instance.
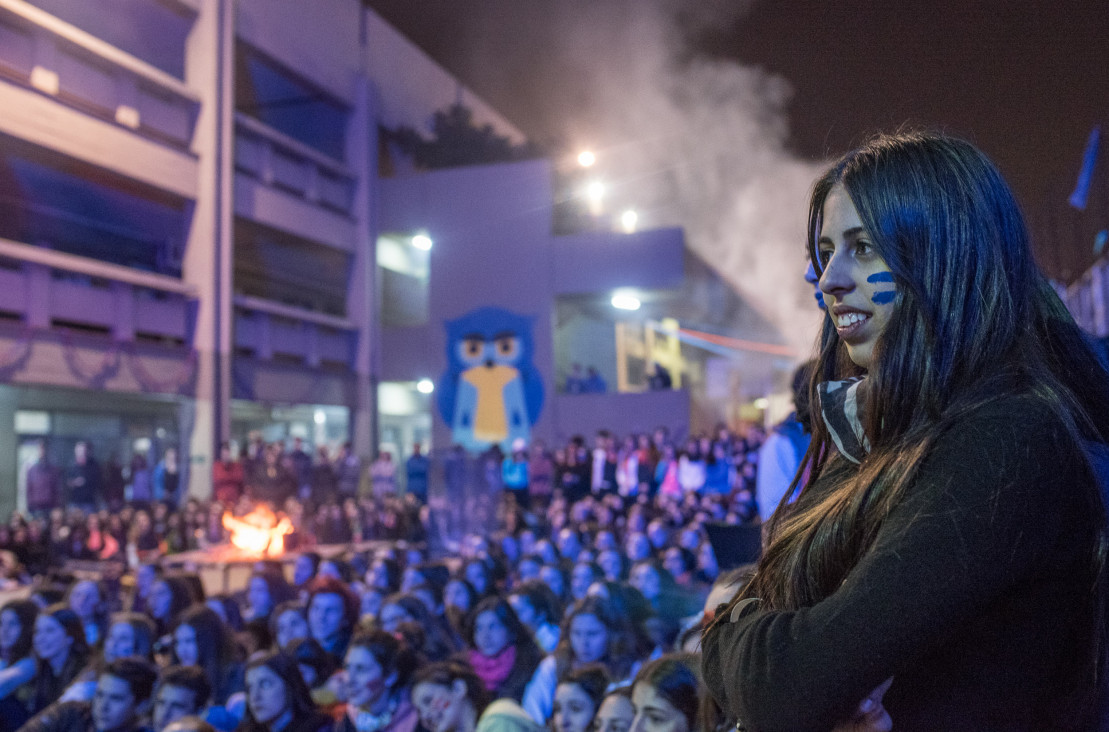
[222,504,293,558]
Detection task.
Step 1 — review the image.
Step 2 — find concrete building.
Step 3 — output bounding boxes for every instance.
[1,0,768,513]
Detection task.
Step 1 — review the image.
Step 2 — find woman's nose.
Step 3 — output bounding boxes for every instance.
[819,254,853,297]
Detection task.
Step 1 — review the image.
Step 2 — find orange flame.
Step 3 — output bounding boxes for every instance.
[222,504,293,557]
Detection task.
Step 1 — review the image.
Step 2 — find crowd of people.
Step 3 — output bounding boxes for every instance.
[0,416,793,732]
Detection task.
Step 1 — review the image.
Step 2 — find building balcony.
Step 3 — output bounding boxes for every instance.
[234,113,357,251]
[0,0,199,147]
[233,294,356,370]
[0,236,195,343]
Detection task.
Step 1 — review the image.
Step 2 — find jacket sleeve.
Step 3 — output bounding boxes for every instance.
[702,403,1080,732]
[521,656,556,724]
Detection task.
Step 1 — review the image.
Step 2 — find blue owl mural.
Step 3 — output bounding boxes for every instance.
[437,307,545,453]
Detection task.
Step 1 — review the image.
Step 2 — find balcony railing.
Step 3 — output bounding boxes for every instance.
[0,0,199,149]
[234,294,356,369]
[0,237,196,343]
[235,113,356,216]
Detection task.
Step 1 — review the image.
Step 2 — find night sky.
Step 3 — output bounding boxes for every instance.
[366,0,1109,283]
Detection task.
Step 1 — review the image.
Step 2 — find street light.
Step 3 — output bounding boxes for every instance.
[412,233,433,251]
[611,292,641,311]
[578,150,596,167]
[620,209,638,233]
[416,379,434,394]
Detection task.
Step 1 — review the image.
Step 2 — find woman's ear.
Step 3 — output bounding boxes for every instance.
[451,679,468,699]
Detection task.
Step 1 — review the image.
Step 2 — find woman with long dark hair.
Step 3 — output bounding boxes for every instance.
[237,651,332,732]
[172,605,244,707]
[702,131,1109,731]
[411,661,541,732]
[30,604,89,714]
[0,599,37,730]
[459,596,542,703]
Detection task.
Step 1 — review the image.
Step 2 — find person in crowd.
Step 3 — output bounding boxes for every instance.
[153,448,181,508]
[591,689,634,732]
[500,443,528,512]
[270,604,309,653]
[568,563,602,604]
[377,595,456,663]
[630,655,714,732]
[287,438,313,501]
[460,597,542,704]
[237,651,332,732]
[25,441,60,519]
[411,661,541,732]
[521,596,639,724]
[369,453,396,499]
[309,448,337,506]
[404,445,429,505]
[506,583,560,656]
[0,599,38,728]
[582,368,606,394]
[702,131,1109,730]
[293,555,321,592]
[153,667,212,732]
[306,579,359,664]
[212,444,245,507]
[552,666,608,732]
[19,657,158,732]
[31,604,91,715]
[61,613,157,703]
[148,577,195,637]
[755,360,817,523]
[65,443,102,515]
[246,571,297,624]
[65,581,107,650]
[333,444,361,502]
[171,606,244,709]
[336,630,418,732]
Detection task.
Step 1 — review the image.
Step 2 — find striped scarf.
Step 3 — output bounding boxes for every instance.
[817,377,871,463]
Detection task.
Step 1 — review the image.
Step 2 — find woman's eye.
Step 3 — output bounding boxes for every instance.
[855,241,873,255]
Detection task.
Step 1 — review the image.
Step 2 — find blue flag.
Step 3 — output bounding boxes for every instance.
[1069,126,1101,210]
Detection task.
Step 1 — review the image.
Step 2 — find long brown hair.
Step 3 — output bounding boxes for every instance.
[734,131,1109,612]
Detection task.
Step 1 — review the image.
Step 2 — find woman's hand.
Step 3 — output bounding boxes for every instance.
[831,677,893,732]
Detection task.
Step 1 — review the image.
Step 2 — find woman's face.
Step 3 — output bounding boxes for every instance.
[464,563,488,594]
[276,609,308,650]
[293,556,315,586]
[662,550,685,579]
[318,561,342,581]
[631,564,661,601]
[817,183,896,370]
[33,615,72,664]
[308,593,346,644]
[246,664,289,726]
[625,534,650,563]
[378,603,412,634]
[69,581,100,620]
[149,581,172,620]
[344,647,391,710]
[174,624,198,666]
[412,681,467,732]
[595,695,636,732]
[571,564,597,601]
[569,613,608,664]
[472,610,510,658]
[517,559,541,581]
[554,683,597,732]
[248,578,273,615]
[444,581,471,613]
[630,682,689,732]
[0,609,21,652]
[104,622,136,662]
[597,551,622,581]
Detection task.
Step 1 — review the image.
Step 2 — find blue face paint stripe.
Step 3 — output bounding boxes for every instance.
[871,291,897,305]
[866,272,895,283]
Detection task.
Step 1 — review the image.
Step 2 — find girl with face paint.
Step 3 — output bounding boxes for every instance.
[703,131,1109,731]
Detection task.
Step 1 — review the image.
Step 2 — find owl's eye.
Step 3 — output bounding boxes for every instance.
[458,337,485,365]
[494,336,520,360]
